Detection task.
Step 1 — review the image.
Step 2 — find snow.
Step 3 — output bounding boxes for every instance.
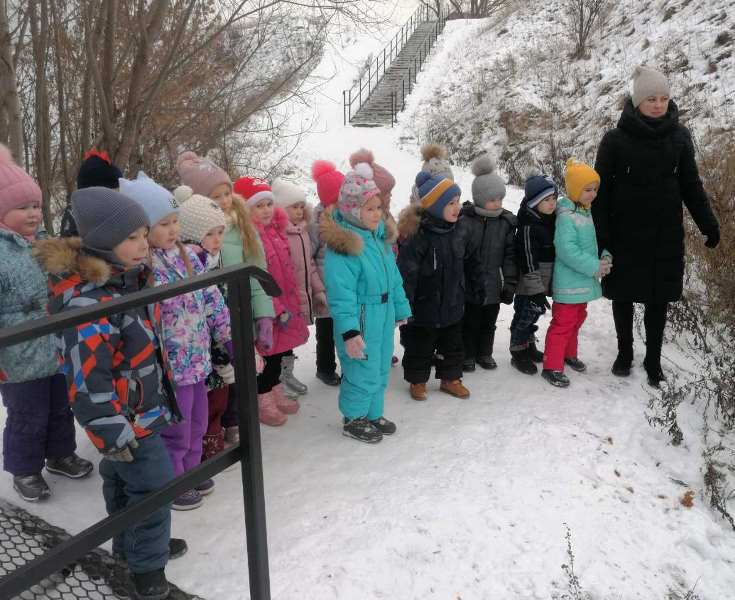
[3,2,735,599]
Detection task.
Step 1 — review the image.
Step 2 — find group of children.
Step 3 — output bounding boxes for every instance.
[0,137,609,599]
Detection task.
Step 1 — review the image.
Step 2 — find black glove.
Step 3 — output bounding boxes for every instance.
[704,229,720,249]
[529,293,550,311]
[500,286,515,305]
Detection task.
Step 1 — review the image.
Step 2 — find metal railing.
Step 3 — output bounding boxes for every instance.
[342,3,435,125]
[0,264,280,600]
[389,12,447,127]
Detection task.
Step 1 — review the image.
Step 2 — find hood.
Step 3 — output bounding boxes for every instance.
[320,209,397,256]
[397,204,422,240]
[555,196,590,217]
[0,226,33,249]
[618,98,680,140]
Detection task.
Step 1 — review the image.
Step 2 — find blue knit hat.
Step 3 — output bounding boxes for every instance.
[119,171,178,226]
[416,171,461,219]
[524,174,557,209]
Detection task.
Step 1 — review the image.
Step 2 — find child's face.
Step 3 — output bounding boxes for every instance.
[285,202,305,225]
[201,226,225,254]
[442,196,461,223]
[638,95,670,119]
[577,183,599,208]
[148,213,181,250]
[360,195,383,231]
[113,226,149,268]
[1,201,43,237]
[251,199,274,225]
[536,194,557,215]
[483,197,503,211]
[210,184,233,212]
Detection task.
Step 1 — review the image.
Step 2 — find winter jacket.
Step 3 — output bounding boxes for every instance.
[552,197,605,304]
[254,208,309,356]
[151,245,231,385]
[397,205,466,328]
[322,210,411,419]
[0,229,58,383]
[221,224,275,319]
[515,199,556,296]
[456,202,518,305]
[592,99,719,303]
[34,238,179,454]
[284,205,326,324]
[308,203,331,318]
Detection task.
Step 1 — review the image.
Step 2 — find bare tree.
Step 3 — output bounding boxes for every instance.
[0,0,24,158]
[447,0,509,18]
[563,0,610,59]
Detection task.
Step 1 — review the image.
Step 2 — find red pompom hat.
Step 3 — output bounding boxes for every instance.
[311,160,345,208]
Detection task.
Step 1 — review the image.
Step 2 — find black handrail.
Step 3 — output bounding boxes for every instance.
[0,264,279,600]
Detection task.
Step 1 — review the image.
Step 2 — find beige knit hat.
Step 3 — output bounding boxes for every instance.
[632,66,671,107]
[175,185,227,243]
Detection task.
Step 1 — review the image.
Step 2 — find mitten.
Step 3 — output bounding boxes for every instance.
[529,293,550,310]
[344,335,366,359]
[255,317,274,353]
[214,363,236,385]
[705,229,720,249]
[104,438,139,463]
[500,286,515,305]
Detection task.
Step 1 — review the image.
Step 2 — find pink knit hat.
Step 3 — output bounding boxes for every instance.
[338,162,380,228]
[311,160,345,207]
[0,144,42,221]
[176,150,232,197]
[349,148,395,196]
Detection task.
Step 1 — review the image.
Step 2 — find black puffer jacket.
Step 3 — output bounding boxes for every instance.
[397,205,467,328]
[592,99,719,303]
[457,202,517,305]
[514,199,556,296]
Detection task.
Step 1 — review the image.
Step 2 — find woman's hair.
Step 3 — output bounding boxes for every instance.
[227,193,262,259]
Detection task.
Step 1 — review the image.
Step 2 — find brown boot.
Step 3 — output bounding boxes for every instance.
[409,383,428,401]
[440,379,470,398]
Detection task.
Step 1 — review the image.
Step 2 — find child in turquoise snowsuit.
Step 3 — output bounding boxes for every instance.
[322,162,411,443]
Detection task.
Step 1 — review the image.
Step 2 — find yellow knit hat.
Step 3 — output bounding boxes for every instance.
[564,158,600,203]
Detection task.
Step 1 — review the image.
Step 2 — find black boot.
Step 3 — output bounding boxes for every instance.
[477,355,497,370]
[542,369,570,388]
[564,357,587,373]
[343,417,383,443]
[611,354,632,377]
[644,362,666,388]
[510,349,538,375]
[131,569,169,600]
[527,341,544,363]
[369,417,397,435]
[462,358,476,372]
[316,371,341,386]
[13,474,51,502]
[46,453,94,479]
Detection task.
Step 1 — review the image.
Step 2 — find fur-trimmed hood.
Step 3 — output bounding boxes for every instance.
[34,237,112,286]
[397,204,422,240]
[320,209,397,256]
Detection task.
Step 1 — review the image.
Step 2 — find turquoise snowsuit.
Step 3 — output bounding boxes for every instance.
[552,197,608,304]
[322,210,411,420]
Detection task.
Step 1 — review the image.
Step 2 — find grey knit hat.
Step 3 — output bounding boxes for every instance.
[71,187,150,254]
[420,143,454,180]
[632,66,671,107]
[471,154,506,206]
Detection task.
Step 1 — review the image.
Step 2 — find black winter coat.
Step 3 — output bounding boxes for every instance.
[397,206,466,328]
[514,199,556,296]
[457,202,518,305]
[592,99,719,303]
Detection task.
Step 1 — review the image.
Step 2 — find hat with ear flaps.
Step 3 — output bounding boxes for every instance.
[337,162,381,228]
[349,148,395,196]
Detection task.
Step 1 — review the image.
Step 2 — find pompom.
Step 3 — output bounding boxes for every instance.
[173,185,194,205]
[523,166,542,180]
[0,144,14,166]
[415,170,433,187]
[349,148,375,168]
[177,150,199,168]
[311,160,336,182]
[421,143,447,162]
[353,162,374,180]
[83,147,112,164]
[471,154,496,177]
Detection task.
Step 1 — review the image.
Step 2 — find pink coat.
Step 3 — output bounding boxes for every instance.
[254,207,309,356]
[285,205,326,324]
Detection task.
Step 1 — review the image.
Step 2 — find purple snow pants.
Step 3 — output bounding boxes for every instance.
[160,380,208,477]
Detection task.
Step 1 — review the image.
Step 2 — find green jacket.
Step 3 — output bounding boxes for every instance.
[552,197,605,304]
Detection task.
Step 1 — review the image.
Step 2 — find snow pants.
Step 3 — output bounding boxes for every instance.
[462,303,500,361]
[315,317,338,375]
[509,295,547,351]
[543,302,588,371]
[161,380,208,477]
[400,321,464,383]
[99,433,173,574]
[336,297,396,421]
[2,374,76,476]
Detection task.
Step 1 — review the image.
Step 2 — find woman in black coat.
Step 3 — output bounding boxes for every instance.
[592,66,719,386]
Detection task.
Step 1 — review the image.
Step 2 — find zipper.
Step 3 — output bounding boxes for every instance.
[298,232,312,317]
[359,304,366,337]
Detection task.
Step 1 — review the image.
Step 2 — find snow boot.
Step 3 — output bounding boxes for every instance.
[409,383,428,401]
[541,369,570,388]
[172,489,203,511]
[272,383,299,414]
[45,453,93,479]
[258,391,287,426]
[131,569,169,600]
[202,430,225,461]
[342,417,383,443]
[280,355,307,395]
[644,362,665,388]
[527,340,545,363]
[13,473,51,502]
[462,359,476,372]
[370,417,397,435]
[564,357,587,373]
[440,379,470,399]
[611,354,632,377]
[316,370,341,386]
[511,348,538,375]
[477,355,497,370]
[195,478,215,496]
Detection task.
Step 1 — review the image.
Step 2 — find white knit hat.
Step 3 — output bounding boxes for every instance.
[272,178,306,208]
[175,185,227,243]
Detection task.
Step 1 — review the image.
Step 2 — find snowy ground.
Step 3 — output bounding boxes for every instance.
[3,3,735,599]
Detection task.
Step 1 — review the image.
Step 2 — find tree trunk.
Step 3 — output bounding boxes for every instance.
[0,0,24,159]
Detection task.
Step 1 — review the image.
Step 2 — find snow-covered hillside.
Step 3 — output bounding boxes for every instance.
[400,0,735,182]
